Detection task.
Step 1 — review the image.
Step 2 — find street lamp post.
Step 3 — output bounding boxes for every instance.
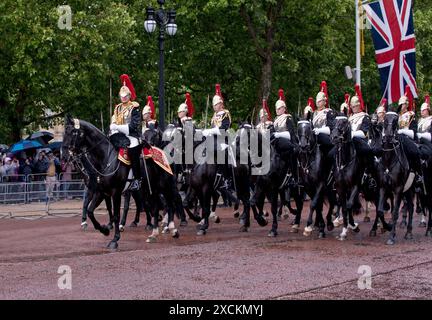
[144,0,177,130]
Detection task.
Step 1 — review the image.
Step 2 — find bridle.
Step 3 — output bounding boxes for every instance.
[332,118,356,170]
[65,119,121,179]
[298,121,317,172]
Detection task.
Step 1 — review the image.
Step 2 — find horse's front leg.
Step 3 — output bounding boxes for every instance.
[304,183,324,236]
[387,190,403,245]
[120,191,131,232]
[86,192,110,236]
[81,188,93,230]
[290,188,304,233]
[404,190,415,240]
[337,191,348,241]
[197,193,211,236]
[347,185,360,233]
[146,197,160,243]
[107,193,121,250]
[268,190,279,237]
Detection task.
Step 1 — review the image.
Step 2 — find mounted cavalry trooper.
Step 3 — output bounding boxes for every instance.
[417,95,432,141]
[376,98,387,124]
[272,89,297,142]
[202,84,232,187]
[339,93,350,116]
[110,74,142,191]
[348,85,375,187]
[305,81,335,156]
[142,95,157,132]
[176,92,195,129]
[255,98,273,133]
[397,85,423,184]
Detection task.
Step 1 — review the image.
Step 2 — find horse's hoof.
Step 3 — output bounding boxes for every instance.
[196,229,206,236]
[268,230,278,237]
[162,226,169,234]
[419,221,427,228]
[107,241,118,250]
[282,213,289,220]
[303,226,313,237]
[404,232,413,240]
[256,216,268,227]
[172,230,180,239]
[399,221,407,229]
[290,225,299,233]
[180,220,188,227]
[369,230,377,237]
[337,234,347,241]
[146,236,157,243]
[145,224,153,231]
[119,225,125,232]
[239,218,246,226]
[327,223,334,232]
[233,211,240,218]
[239,225,249,233]
[107,224,114,230]
[277,215,282,222]
[100,226,110,237]
[81,222,88,231]
[386,238,396,245]
[363,216,371,223]
[318,232,326,239]
[214,216,221,224]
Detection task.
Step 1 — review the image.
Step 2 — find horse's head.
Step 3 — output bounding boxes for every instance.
[143,122,162,146]
[383,112,399,144]
[297,120,315,150]
[331,115,351,145]
[62,115,86,161]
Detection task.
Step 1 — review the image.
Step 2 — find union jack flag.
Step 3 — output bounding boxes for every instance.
[363,0,418,104]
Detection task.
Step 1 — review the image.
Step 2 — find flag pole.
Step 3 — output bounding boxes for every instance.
[355,0,361,86]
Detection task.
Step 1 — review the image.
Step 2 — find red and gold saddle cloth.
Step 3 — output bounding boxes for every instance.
[118,148,131,166]
[118,147,173,175]
[143,146,173,175]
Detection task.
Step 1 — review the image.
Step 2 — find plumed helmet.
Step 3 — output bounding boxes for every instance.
[316,81,328,107]
[376,98,387,114]
[119,74,136,101]
[421,95,430,112]
[261,98,272,120]
[275,89,286,110]
[143,96,155,119]
[304,97,316,114]
[212,84,223,107]
[177,103,188,113]
[399,85,414,111]
[351,84,365,111]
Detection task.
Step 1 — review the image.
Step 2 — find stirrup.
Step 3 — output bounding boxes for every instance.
[129,179,141,191]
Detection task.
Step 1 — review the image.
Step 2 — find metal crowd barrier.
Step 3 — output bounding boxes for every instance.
[0,172,86,205]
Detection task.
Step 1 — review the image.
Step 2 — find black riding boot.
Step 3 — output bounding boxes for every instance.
[128,145,142,191]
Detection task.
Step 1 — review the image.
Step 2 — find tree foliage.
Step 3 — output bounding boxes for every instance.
[0,0,431,143]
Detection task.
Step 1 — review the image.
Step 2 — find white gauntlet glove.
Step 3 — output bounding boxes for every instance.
[313,126,330,135]
[351,130,366,139]
[397,129,414,139]
[417,132,432,142]
[202,127,221,137]
[274,131,291,140]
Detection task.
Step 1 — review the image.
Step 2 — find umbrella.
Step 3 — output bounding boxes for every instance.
[48,141,62,151]
[27,131,54,145]
[9,139,43,154]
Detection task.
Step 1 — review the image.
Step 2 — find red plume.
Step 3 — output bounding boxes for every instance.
[147,96,155,119]
[379,97,388,111]
[320,81,328,108]
[344,93,350,105]
[278,89,285,102]
[215,84,222,99]
[405,85,414,112]
[262,98,272,121]
[307,97,315,112]
[185,92,195,117]
[425,95,430,106]
[119,74,136,101]
[354,84,365,112]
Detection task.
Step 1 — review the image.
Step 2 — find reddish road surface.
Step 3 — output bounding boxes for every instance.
[1,202,432,300]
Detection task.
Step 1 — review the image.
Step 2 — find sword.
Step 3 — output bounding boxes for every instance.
[204,94,209,129]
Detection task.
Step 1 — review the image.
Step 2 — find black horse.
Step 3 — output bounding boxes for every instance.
[330,115,362,240]
[250,129,299,237]
[378,112,416,245]
[62,116,180,248]
[297,120,335,238]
